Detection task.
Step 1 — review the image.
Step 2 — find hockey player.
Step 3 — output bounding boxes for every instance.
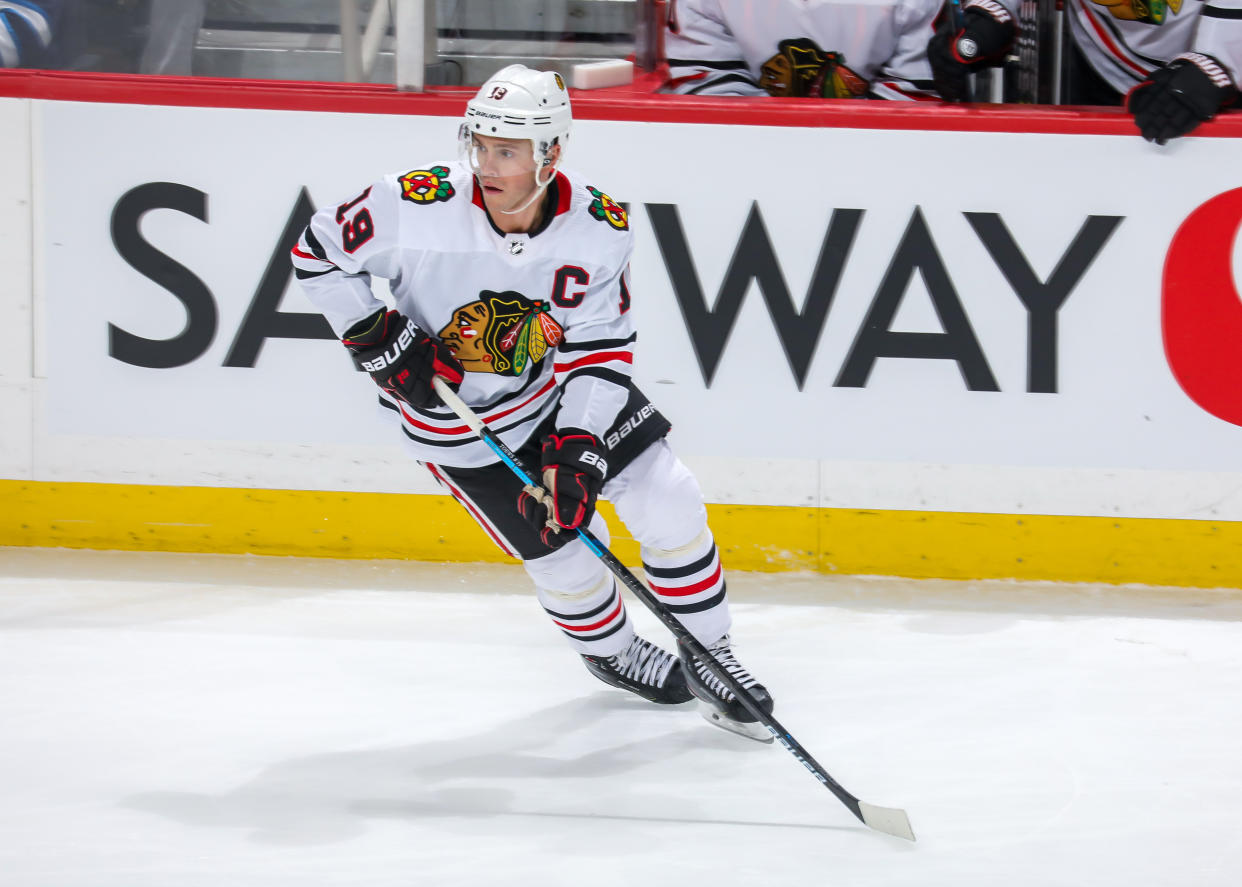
[662,0,1017,101]
[1065,0,1242,143]
[291,65,774,740]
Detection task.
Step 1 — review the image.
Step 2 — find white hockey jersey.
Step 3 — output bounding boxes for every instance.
[292,164,637,468]
[1068,0,1242,93]
[662,0,1017,100]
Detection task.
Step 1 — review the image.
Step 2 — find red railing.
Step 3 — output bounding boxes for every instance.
[4,66,1242,137]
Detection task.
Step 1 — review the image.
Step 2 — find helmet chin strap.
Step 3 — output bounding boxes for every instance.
[499,162,557,216]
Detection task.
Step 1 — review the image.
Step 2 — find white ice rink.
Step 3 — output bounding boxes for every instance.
[2,547,1240,887]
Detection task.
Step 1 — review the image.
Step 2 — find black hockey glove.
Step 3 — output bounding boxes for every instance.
[342,308,464,409]
[1128,53,1239,145]
[928,1,1016,103]
[517,430,608,547]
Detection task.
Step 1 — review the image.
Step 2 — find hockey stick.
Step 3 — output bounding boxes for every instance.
[948,0,965,30]
[431,377,915,841]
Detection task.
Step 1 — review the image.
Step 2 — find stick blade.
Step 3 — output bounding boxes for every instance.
[857,801,916,841]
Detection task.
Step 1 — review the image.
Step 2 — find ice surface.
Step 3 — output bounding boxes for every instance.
[1,547,1241,887]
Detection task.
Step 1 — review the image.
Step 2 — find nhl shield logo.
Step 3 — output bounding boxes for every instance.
[399,166,456,204]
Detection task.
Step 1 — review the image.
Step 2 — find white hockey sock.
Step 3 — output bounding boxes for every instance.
[536,574,633,656]
[641,528,731,645]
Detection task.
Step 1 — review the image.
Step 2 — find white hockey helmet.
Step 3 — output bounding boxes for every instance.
[460,64,572,183]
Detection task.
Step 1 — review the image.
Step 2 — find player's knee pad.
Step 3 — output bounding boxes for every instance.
[643,524,713,562]
[608,442,708,552]
[523,511,610,601]
[535,567,613,606]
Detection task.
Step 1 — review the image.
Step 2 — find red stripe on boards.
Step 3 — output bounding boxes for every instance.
[4,68,1234,137]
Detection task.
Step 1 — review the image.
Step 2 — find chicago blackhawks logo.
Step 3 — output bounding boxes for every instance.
[587,186,628,230]
[438,291,564,377]
[399,166,456,204]
[759,39,867,98]
[1090,0,1181,24]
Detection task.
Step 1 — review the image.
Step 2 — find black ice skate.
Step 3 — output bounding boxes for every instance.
[581,634,694,705]
[678,634,775,743]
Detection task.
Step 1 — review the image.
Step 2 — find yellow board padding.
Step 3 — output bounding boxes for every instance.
[1,479,1240,588]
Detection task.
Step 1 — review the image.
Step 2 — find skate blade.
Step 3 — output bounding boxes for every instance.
[696,701,774,743]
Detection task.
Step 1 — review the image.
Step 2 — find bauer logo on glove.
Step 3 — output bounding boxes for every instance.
[342,308,464,409]
[577,450,608,474]
[358,316,418,372]
[516,430,609,548]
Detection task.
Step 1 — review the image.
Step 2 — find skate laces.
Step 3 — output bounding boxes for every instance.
[692,635,758,700]
[611,635,677,688]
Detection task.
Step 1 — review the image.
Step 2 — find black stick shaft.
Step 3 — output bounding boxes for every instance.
[430,379,904,833]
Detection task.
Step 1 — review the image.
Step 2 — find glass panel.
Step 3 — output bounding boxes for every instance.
[5,1,641,85]
[4,1,1054,104]
[434,0,639,86]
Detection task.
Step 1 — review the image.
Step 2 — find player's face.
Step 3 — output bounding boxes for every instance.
[469,134,554,214]
[470,134,536,178]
